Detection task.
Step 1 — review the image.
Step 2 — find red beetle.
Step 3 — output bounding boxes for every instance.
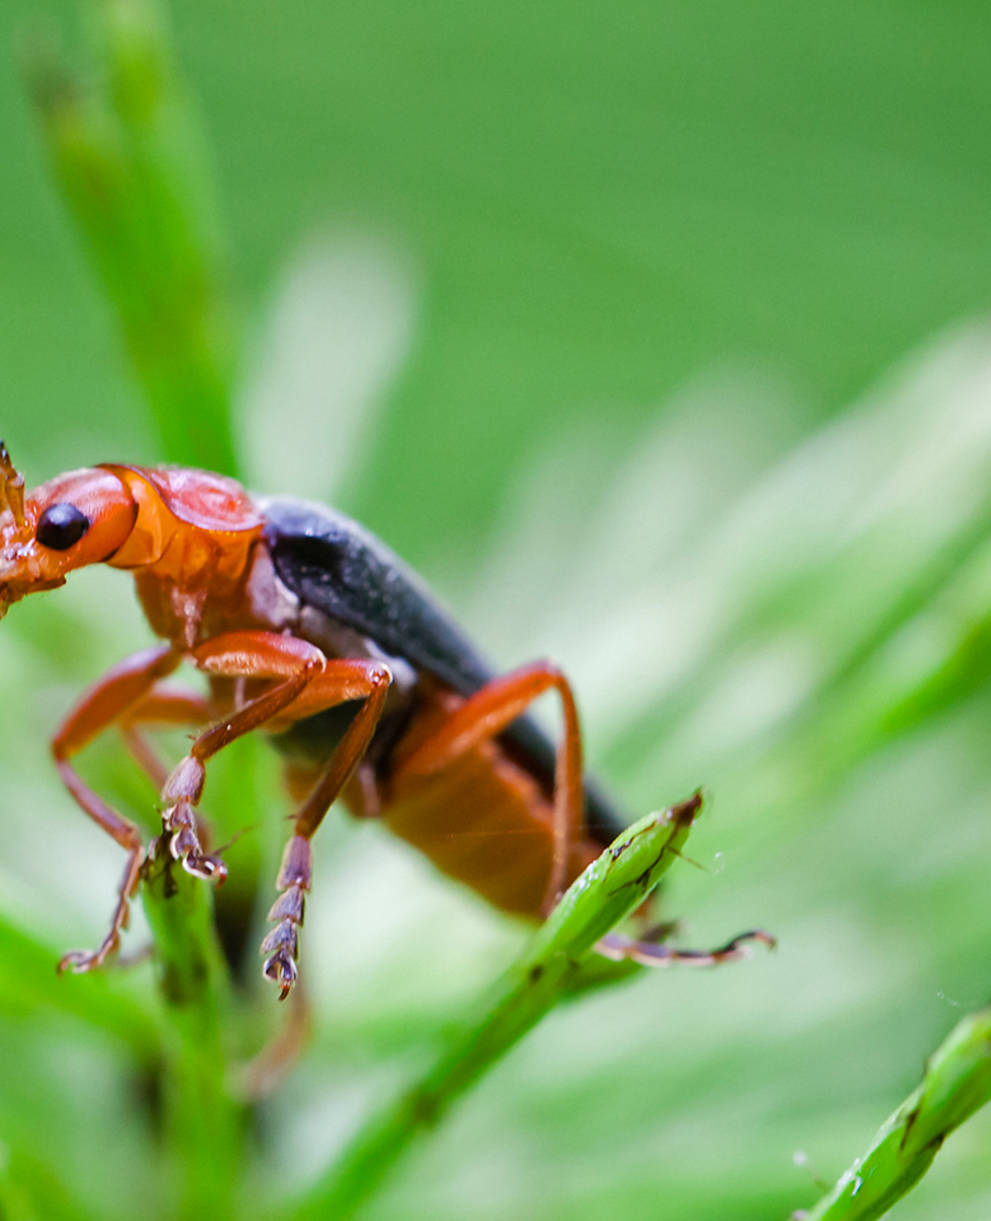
[0,443,766,997]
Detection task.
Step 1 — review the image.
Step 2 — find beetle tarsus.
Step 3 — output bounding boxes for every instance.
[263,947,299,1001]
[56,847,142,976]
[261,881,306,999]
[596,927,776,968]
[261,835,311,998]
[57,916,124,974]
[162,797,227,883]
[181,850,228,882]
[57,942,117,974]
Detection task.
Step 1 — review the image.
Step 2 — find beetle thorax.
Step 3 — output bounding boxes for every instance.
[105,465,266,648]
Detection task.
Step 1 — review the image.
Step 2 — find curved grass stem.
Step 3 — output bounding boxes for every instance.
[141,835,243,1221]
[24,0,237,474]
[797,1008,991,1221]
[288,795,717,1221]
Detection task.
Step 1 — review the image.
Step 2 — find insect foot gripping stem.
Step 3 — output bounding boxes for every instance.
[261,835,312,1000]
[57,835,144,975]
[160,756,227,882]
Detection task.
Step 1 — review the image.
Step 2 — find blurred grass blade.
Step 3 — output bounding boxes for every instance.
[0,912,156,1055]
[240,232,417,504]
[798,1008,991,1221]
[24,0,237,473]
[0,1143,103,1221]
[141,836,243,1220]
[290,795,744,1221]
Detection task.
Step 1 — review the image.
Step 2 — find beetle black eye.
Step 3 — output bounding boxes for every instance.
[37,503,91,550]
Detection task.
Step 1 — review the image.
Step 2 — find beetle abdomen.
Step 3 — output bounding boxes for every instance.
[261,496,629,846]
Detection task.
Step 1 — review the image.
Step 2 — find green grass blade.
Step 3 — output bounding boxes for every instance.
[289,794,745,1221]
[0,912,155,1055]
[798,1008,991,1221]
[0,1145,103,1221]
[24,0,237,473]
[140,836,244,1221]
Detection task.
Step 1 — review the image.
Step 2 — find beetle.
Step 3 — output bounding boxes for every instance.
[0,442,767,998]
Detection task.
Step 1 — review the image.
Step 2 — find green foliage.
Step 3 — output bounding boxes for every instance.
[801,1010,991,1220]
[293,803,713,1221]
[2,1,991,1219]
[25,0,236,472]
[140,840,241,1218]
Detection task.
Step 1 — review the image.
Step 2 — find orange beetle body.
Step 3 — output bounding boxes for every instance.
[2,447,768,996]
[1,450,625,993]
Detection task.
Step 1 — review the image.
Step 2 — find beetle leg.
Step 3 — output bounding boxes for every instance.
[235,981,312,1099]
[261,661,392,998]
[596,929,776,968]
[391,661,584,917]
[51,644,182,974]
[158,634,324,880]
[168,631,392,996]
[119,687,214,790]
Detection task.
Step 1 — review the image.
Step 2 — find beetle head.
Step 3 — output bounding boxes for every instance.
[0,444,137,619]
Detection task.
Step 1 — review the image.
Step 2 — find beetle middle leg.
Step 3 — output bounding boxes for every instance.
[119,687,214,791]
[166,631,393,996]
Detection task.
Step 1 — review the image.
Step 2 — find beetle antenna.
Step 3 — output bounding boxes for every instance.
[0,441,27,531]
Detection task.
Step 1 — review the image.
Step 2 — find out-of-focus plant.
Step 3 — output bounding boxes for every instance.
[26,0,236,472]
[2,1,991,1220]
[797,1009,991,1221]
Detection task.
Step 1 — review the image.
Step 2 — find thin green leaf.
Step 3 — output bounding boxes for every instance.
[140,837,244,1220]
[24,0,237,473]
[798,1008,991,1221]
[0,912,155,1055]
[290,795,744,1221]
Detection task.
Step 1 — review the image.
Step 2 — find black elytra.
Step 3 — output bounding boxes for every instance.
[261,497,627,846]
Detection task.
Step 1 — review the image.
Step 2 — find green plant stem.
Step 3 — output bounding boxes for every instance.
[797,1008,991,1221]
[141,838,243,1221]
[25,0,237,473]
[290,796,713,1221]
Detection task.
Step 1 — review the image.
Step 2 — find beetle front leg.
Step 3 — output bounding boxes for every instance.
[51,644,182,974]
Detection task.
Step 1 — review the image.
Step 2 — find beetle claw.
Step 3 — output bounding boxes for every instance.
[263,948,298,1000]
[163,801,226,883]
[261,870,308,999]
[181,851,228,883]
[57,933,119,975]
[57,948,99,974]
[56,859,139,978]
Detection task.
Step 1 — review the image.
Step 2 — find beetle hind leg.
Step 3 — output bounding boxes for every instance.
[596,928,775,968]
[390,661,586,918]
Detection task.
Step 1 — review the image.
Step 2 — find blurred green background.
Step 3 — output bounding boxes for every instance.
[2,2,991,1219]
